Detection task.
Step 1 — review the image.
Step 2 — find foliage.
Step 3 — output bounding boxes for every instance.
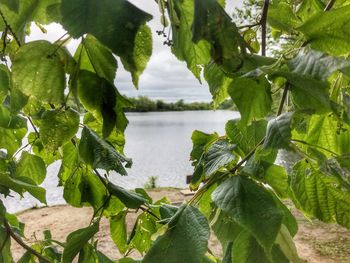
[0,0,350,262]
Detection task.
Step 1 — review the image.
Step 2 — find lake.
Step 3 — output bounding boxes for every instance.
[2,110,239,213]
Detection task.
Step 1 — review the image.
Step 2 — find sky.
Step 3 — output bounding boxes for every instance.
[28,1,242,102]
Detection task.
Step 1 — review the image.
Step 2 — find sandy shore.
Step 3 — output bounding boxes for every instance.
[11,189,350,262]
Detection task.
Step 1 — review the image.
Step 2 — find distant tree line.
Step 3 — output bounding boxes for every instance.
[125,96,236,112]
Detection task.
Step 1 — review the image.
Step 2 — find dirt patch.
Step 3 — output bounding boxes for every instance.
[10,189,350,262]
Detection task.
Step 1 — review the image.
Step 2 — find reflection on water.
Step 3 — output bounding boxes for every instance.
[2,111,239,213]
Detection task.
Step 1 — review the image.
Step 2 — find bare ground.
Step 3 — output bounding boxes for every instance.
[11,189,350,263]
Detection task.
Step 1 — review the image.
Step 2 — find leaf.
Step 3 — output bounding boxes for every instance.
[78,244,98,263]
[79,127,132,174]
[264,165,290,199]
[12,41,67,104]
[264,112,293,150]
[0,65,10,103]
[0,226,13,263]
[298,6,350,55]
[203,140,236,176]
[168,0,210,80]
[226,119,267,157]
[78,34,118,83]
[204,62,231,107]
[288,48,350,82]
[143,205,209,263]
[110,211,129,254]
[130,213,157,253]
[78,70,130,138]
[228,77,272,125]
[58,142,80,185]
[40,108,80,151]
[212,175,284,251]
[274,71,330,112]
[16,152,46,185]
[268,2,299,32]
[62,223,99,263]
[1,0,19,12]
[96,251,115,263]
[107,182,147,209]
[61,0,153,86]
[290,159,350,228]
[296,0,324,22]
[190,130,219,164]
[0,173,46,203]
[192,0,244,73]
[292,114,350,157]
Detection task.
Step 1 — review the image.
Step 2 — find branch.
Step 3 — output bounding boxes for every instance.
[3,220,53,263]
[324,0,336,11]
[261,0,270,56]
[0,8,21,47]
[27,116,40,138]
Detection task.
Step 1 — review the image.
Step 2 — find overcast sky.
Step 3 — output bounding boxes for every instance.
[28,1,242,102]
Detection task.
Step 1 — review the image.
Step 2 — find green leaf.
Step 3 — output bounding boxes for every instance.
[192,0,244,73]
[298,6,350,55]
[268,2,299,32]
[292,114,350,157]
[264,165,290,199]
[0,173,46,203]
[0,226,14,263]
[61,0,152,86]
[96,251,115,263]
[130,212,157,253]
[16,151,46,185]
[78,244,98,263]
[228,77,272,125]
[63,168,84,207]
[107,182,146,209]
[168,0,210,80]
[204,62,231,107]
[264,112,293,150]
[226,119,267,157]
[296,0,324,22]
[1,0,19,12]
[110,211,129,254]
[212,175,284,251]
[203,140,236,176]
[288,48,350,82]
[40,108,80,151]
[62,223,99,263]
[78,35,118,83]
[79,127,132,174]
[290,159,350,228]
[78,70,130,138]
[0,65,10,103]
[190,130,219,163]
[143,205,209,263]
[58,142,80,185]
[12,41,67,104]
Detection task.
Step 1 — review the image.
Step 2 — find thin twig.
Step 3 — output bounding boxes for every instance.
[27,116,40,137]
[238,22,261,29]
[93,169,107,187]
[90,194,112,225]
[324,0,336,11]
[291,139,339,156]
[0,8,21,47]
[261,0,270,56]
[3,220,53,263]
[140,206,160,220]
[277,84,289,116]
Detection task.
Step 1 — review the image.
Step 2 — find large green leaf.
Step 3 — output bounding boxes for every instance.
[62,223,99,263]
[298,6,350,55]
[190,130,219,164]
[296,0,324,22]
[226,119,267,157]
[39,108,80,151]
[290,159,350,228]
[212,175,284,251]
[168,0,210,80]
[204,62,231,107]
[58,142,80,185]
[79,127,132,174]
[292,114,350,157]
[130,213,157,253]
[268,2,299,32]
[192,0,244,73]
[110,211,129,254]
[0,226,13,263]
[107,182,147,209]
[264,112,293,150]
[78,35,118,83]
[12,41,68,104]
[0,173,46,203]
[0,65,10,103]
[288,48,350,81]
[143,205,209,263]
[61,0,152,86]
[16,151,46,185]
[1,0,19,12]
[78,70,130,138]
[228,77,272,125]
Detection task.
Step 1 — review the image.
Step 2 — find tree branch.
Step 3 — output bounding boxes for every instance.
[261,0,270,56]
[3,219,53,263]
[324,0,336,11]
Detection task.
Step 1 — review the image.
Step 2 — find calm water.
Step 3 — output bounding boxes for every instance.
[2,111,239,213]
